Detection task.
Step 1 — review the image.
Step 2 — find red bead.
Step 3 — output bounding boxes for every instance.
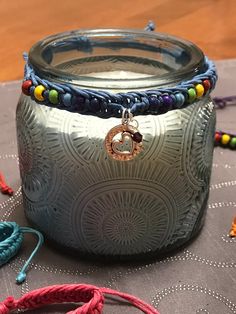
[215,132,222,143]
[132,132,143,143]
[22,80,33,95]
[202,80,211,93]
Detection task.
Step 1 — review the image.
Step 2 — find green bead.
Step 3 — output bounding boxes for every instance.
[230,137,236,148]
[188,88,196,103]
[49,90,59,105]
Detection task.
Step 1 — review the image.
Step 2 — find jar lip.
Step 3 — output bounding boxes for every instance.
[29,28,205,90]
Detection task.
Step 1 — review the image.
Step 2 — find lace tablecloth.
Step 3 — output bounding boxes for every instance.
[0,60,236,313]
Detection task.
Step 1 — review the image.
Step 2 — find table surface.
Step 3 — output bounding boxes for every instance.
[0,0,236,81]
[0,60,236,313]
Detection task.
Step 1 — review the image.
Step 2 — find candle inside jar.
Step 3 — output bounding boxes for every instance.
[84,70,153,79]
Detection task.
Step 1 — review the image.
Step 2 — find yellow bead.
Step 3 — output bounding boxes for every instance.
[34,85,46,101]
[195,84,204,98]
[221,134,231,145]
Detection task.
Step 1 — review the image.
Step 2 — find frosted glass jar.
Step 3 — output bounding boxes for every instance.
[16,29,216,258]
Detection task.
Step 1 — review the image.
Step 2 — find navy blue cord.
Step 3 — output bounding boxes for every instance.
[0,222,44,284]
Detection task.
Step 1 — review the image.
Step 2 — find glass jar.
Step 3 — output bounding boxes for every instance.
[16,29,216,259]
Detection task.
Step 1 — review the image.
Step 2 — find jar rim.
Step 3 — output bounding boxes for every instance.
[29,28,205,90]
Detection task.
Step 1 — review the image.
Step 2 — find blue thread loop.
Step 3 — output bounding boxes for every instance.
[0,222,44,284]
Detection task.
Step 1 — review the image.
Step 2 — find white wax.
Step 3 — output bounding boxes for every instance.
[84,70,153,79]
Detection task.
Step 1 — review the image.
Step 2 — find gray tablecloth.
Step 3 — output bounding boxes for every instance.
[0,60,236,313]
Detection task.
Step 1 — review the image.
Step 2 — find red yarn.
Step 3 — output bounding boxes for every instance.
[0,172,13,196]
[0,284,160,314]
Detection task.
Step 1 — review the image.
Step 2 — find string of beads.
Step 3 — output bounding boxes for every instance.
[214,95,236,149]
[0,283,160,314]
[21,55,217,118]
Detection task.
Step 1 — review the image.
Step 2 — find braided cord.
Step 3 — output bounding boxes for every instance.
[0,283,160,314]
[22,52,217,118]
[0,222,44,284]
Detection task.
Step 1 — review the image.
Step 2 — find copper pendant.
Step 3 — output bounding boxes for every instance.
[105,111,143,161]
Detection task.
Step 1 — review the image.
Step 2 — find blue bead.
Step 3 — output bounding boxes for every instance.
[43,90,49,101]
[72,95,85,112]
[62,93,72,107]
[29,86,35,97]
[149,96,160,111]
[175,93,185,108]
[90,98,100,112]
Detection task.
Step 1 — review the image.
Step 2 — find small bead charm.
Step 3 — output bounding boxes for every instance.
[132,132,143,143]
[49,90,59,105]
[22,80,32,95]
[221,134,231,145]
[188,88,196,103]
[105,110,143,161]
[34,85,46,101]
[203,80,211,93]
[195,84,204,98]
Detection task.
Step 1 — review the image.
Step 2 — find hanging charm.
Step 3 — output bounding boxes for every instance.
[105,109,143,161]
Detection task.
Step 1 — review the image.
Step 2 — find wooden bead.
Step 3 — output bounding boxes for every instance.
[203,80,211,93]
[215,132,221,143]
[188,88,196,103]
[34,85,46,101]
[195,84,204,98]
[230,137,236,148]
[22,80,32,95]
[175,93,185,108]
[49,90,59,105]
[221,134,231,145]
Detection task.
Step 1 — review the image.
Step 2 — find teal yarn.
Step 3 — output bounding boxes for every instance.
[0,221,44,284]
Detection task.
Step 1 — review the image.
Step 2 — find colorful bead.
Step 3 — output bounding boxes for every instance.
[215,132,222,143]
[49,90,59,105]
[162,95,174,108]
[230,137,236,148]
[175,93,185,108]
[202,80,211,93]
[34,85,46,101]
[29,86,35,97]
[195,84,204,98]
[74,95,85,111]
[149,96,160,111]
[62,93,72,107]
[90,98,100,112]
[132,132,143,143]
[188,88,196,103]
[221,134,231,145]
[22,80,32,95]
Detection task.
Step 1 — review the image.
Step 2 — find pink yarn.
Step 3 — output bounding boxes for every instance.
[0,284,160,314]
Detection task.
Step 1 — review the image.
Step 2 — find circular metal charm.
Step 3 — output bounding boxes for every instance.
[105,124,143,161]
